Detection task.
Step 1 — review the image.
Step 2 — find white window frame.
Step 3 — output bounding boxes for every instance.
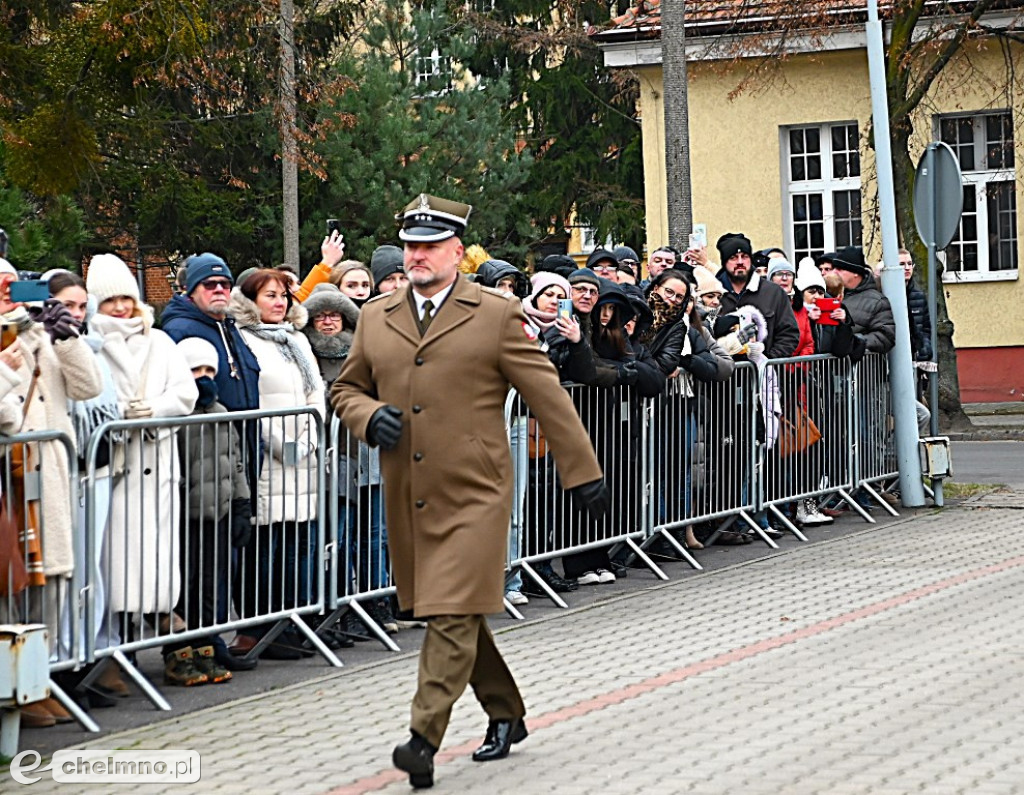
[413,47,453,91]
[936,111,1019,284]
[571,225,612,256]
[780,121,863,263]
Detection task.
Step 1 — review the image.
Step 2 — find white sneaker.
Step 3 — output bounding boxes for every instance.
[795,501,810,525]
[577,571,601,586]
[596,568,616,584]
[800,498,833,525]
[505,591,529,606]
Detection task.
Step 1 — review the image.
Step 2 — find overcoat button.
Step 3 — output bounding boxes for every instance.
[415,499,425,508]
[412,405,422,413]
[414,452,423,461]
[415,357,424,366]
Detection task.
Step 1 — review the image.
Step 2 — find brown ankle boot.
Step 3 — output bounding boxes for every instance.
[20,703,56,728]
[38,697,74,724]
[96,663,130,697]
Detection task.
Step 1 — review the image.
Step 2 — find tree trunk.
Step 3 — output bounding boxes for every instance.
[279,0,300,269]
[889,117,973,431]
[661,0,692,250]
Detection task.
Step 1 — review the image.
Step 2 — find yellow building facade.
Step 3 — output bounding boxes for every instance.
[597,23,1024,402]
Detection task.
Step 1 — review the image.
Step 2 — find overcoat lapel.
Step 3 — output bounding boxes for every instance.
[382,286,422,348]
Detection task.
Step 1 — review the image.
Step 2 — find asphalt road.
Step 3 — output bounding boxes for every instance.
[950,441,1024,488]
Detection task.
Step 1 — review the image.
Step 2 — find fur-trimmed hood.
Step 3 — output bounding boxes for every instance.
[714,305,768,343]
[302,283,360,329]
[228,286,308,330]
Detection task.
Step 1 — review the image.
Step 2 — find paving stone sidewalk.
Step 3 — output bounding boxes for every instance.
[13,497,1024,794]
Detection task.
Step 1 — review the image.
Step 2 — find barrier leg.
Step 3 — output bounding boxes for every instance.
[286,614,344,667]
[738,510,779,549]
[859,482,900,517]
[837,489,876,524]
[652,528,703,571]
[502,598,525,620]
[519,561,568,609]
[110,648,171,711]
[0,707,19,760]
[348,600,400,652]
[48,678,100,733]
[623,537,669,581]
[767,504,808,542]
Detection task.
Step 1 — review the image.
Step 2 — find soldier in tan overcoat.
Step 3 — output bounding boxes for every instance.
[331,194,607,789]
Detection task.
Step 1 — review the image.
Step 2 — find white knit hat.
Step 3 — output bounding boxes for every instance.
[86,254,140,304]
[795,257,827,292]
[176,337,219,374]
[692,266,722,297]
[0,258,17,278]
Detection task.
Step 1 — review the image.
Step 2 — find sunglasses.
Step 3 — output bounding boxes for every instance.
[199,279,233,292]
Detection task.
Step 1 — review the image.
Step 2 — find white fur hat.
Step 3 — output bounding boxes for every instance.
[86,254,140,304]
[176,337,219,374]
[0,257,17,278]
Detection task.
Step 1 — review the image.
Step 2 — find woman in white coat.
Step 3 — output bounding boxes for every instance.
[85,255,197,638]
[0,260,102,727]
[228,269,324,657]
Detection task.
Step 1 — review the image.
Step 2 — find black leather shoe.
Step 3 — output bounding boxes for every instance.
[471,718,528,762]
[215,650,258,672]
[393,733,436,789]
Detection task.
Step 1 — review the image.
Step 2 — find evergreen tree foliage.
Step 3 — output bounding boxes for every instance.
[459,0,645,251]
[303,0,532,264]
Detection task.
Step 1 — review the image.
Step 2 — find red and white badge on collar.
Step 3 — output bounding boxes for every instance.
[521,322,538,341]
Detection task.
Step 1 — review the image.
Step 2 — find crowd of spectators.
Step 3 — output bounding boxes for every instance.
[0,227,923,728]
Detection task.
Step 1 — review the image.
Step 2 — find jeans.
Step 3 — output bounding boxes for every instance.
[339,485,389,594]
[505,418,528,594]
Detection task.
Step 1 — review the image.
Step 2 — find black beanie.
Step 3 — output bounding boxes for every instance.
[831,246,870,277]
[716,233,753,264]
[370,245,404,289]
[539,254,578,279]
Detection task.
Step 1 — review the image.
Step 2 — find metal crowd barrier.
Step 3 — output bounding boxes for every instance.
[645,362,764,559]
[759,355,862,534]
[323,413,399,651]
[79,406,336,716]
[0,430,93,729]
[507,382,667,608]
[852,352,901,516]
[8,349,904,739]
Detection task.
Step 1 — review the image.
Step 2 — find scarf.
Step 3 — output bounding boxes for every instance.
[2,305,35,334]
[639,292,684,345]
[521,295,558,331]
[245,322,320,395]
[69,326,122,454]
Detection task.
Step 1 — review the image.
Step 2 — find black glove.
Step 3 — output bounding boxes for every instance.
[569,478,610,519]
[39,299,81,342]
[366,405,403,450]
[616,361,639,386]
[230,497,252,548]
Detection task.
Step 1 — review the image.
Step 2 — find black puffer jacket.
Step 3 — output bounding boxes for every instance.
[681,325,721,382]
[906,278,932,360]
[842,273,896,353]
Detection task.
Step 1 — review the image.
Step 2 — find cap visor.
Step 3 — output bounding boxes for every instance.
[399,227,456,243]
